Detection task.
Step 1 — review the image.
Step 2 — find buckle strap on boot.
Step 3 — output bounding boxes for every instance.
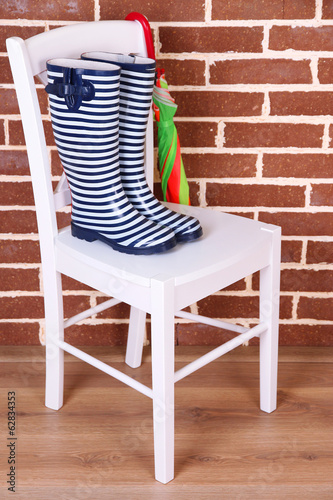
[45,67,95,111]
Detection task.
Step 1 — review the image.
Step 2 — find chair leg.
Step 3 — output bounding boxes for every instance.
[45,270,64,411]
[125,306,146,368]
[259,227,281,413]
[151,276,175,484]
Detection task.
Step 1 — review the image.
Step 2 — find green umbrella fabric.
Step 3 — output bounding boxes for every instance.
[152,70,190,205]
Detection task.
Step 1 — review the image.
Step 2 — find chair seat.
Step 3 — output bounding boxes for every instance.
[55,203,273,290]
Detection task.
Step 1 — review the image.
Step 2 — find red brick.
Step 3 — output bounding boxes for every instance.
[206,183,305,208]
[280,295,294,319]
[182,154,257,179]
[210,59,312,85]
[0,240,41,263]
[37,89,49,115]
[0,268,40,291]
[0,56,12,84]
[263,154,333,178]
[279,0,316,18]
[100,0,204,22]
[172,91,264,118]
[212,0,315,20]
[2,80,46,115]
[0,296,44,319]
[0,322,40,345]
[65,323,128,346]
[174,121,218,148]
[159,27,263,54]
[44,121,55,145]
[0,89,20,114]
[61,275,94,291]
[297,297,333,320]
[281,269,333,292]
[63,295,91,319]
[269,26,333,51]
[318,59,333,83]
[0,120,4,144]
[8,119,54,146]
[189,182,201,206]
[153,181,200,207]
[281,240,303,263]
[198,295,259,318]
[155,59,205,86]
[197,294,292,320]
[323,0,333,19]
[0,210,38,233]
[230,212,255,220]
[0,26,45,52]
[51,150,63,176]
[176,322,238,346]
[96,297,130,319]
[278,324,333,346]
[0,150,29,176]
[306,241,333,264]
[224,279,247,292]
[251,272,260,291]
[310,184,333,206]
[0,182,34,206]
[225,123,323,148]
[56,211,71,230]
[8,120,25,146]
[259,212,333,236]
[270,91,333,116]
[0,1,94,21]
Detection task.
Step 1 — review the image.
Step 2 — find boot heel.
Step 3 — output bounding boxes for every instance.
[71,223,97,242]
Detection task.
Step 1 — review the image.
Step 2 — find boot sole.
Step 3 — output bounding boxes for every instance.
[176,226,203,243]
[71,223,177,255]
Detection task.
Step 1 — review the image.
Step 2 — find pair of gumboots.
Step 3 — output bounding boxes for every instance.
[46,53,203,255]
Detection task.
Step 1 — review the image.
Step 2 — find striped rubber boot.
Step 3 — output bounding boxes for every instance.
[45,59,177,255]
[81,52,203,243]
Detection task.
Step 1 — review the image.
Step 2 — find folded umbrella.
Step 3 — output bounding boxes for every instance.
[126,12,191,205]
[153,68,190,205]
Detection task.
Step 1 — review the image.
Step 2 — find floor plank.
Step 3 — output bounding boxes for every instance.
[0,346,332,499]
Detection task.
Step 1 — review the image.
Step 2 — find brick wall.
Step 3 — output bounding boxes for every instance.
[0,0,332,346]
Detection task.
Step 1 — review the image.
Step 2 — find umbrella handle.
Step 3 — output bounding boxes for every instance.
[125,12,156,60]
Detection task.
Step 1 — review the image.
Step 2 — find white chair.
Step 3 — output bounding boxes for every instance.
[7,20,281,484]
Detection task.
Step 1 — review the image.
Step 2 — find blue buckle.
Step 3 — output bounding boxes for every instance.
[45,67,95,111]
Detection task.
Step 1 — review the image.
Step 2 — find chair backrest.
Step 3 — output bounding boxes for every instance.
[6,21,153,266]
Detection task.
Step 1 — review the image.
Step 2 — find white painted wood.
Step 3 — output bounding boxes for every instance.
[44,271,64,411]
[176,310,249,334]
[125,307,146,368]
[6,37,65,411]
[151,276,175,484]
[7,20,282,483]
[63,297,121,329]
[25,21,146,77]
[259,226,281,413]
[55,207,274,289]
[54,339,153,399]
[174,322,267,383]
[53,172,71,210]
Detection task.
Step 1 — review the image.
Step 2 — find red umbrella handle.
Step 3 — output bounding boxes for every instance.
[125,12,156,60]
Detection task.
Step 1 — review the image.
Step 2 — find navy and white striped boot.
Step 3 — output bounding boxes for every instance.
[45,59,177,255]
[81,52,203,243]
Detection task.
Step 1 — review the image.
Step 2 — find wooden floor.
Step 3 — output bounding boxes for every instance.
[0,346,332,499]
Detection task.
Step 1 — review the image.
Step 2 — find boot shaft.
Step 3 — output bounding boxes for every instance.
[46,59,121,160]
[80,53,203,244]
[45,58,177,254]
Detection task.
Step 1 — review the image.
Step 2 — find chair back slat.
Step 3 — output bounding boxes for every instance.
[6,20,154,246]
